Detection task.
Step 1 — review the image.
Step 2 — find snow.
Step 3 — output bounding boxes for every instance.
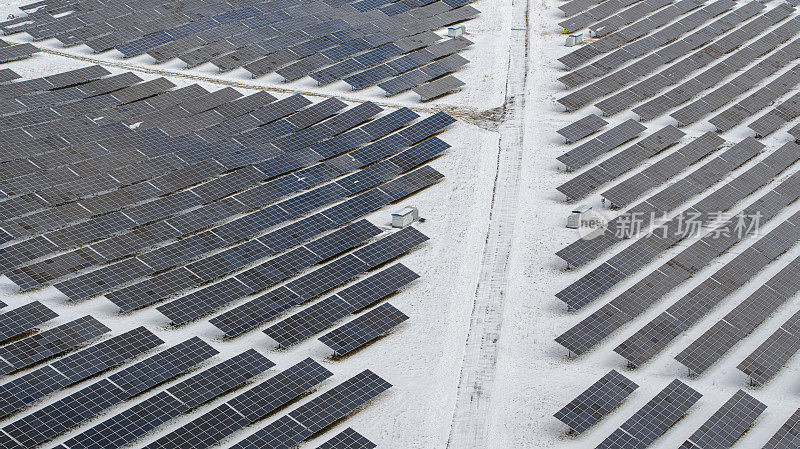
[2,0,800,446]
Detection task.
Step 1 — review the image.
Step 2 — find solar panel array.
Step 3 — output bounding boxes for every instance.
[265,262,419,347]
[231,369,391,447]
[737,307,800,385]
[211,226,427,338]
[0,55,445,446]
[146,357,332,448]
[0,0,479,102]
[551,0,800,445]
[0,326,163,418]
[0,69,447,340]
[60,349,274,449]
[0,337,217,447]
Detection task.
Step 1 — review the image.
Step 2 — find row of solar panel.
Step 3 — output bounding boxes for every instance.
[629,21,800,122]
[207,226,427,338]
[0,325,388,448]
[1,0,476,101]
[559,2,785,111]
[558,0,715,70]
[557,125,684,200]
[0,41,38,64]
[0,70,424,228]
[614,206,800,370]
[0,69,454,284]
[558,0,738,87]
[557,372,767,449]
[556,142,800,360]
[557,140,800,314]
[556,136,765,267]
[44,134,446,305]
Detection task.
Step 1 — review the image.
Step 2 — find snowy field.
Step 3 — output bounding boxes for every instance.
[2,0,800,447]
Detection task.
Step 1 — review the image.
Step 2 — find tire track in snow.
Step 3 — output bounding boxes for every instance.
[446,0,531,446]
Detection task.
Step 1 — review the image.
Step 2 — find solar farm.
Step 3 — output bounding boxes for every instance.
[2,0,800,446]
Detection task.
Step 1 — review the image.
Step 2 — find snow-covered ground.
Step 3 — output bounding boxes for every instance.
[3,0,800,446]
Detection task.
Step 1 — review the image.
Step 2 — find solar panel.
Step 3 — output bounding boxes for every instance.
[556,119,645,170]
[319,302,409,355]
[354,226,430,266]
[596,379,702,448]
[0,301,57,343]
[2,378,129,447]
[554,370,638,434]
[413,75,466,101]
[168,348,275,407]
[557,114,608,143]
[0,315,109,374]
[1,337,214,447]
[288,369,392,432]
[209,224,424,337]
[319,428,376,449]
[681,390,766,449]
[108,336,218,397]
[264,262,418,347]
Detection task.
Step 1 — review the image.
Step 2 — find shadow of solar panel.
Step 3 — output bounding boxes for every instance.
[148,358,330,449]
[554,370,638,434]
[0,301,57,343]
[0,315,109,374]
[319,302,408,355]
[319,427,376,449]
